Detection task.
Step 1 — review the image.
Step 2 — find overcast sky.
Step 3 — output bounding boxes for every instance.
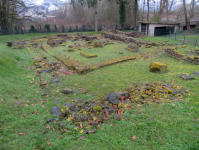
[35,0,69,5]
[35,0,192,5]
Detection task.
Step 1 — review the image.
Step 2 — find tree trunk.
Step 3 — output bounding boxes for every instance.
[142,0,146,21]
[190,0,195,18]
[134,0,138,30]
[147,0,149,21]
[166,0,169,22]
[183,0,190,31]
[159,0,167,17]
[95,3,98,32]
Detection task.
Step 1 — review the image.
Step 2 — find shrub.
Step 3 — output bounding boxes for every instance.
[45,24,50,32]
[62,25,65,33]
[29,25,37,33]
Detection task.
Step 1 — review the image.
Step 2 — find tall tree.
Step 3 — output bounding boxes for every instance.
[147,0,149,21]
[142,0,146,21]
[183,0,190,31]
[0,0,33,32]
[71,0,100,32]
[119,0,126,30]
[189,0,199,18]
[133,0,138,30]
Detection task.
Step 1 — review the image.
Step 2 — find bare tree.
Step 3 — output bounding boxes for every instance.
[189,0,199,18]
[133,0,138,30]
[183,0,190,31]
[0,0,34,33]
[147,0,149,21]
[141,0,146,21]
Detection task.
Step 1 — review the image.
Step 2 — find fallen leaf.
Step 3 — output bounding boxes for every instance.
[88,120,92,125]
[19,133,24,136]
[132,136,136,139]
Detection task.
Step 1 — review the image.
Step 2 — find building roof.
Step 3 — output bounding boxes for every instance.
[137,21,180,25]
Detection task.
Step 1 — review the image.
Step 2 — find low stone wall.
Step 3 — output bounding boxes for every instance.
[186,56,199,64]
[101,31,176,47]
[164,47,186,60]
[165,47,199,65]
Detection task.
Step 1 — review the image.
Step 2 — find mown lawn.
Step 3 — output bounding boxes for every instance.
[0,32,199,150]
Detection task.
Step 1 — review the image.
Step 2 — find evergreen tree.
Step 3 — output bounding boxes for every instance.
[119,0,126,30]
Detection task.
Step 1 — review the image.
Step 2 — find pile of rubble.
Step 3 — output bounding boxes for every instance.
[49,81,191,137]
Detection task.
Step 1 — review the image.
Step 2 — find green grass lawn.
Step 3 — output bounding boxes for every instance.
[0,32,199,150]
[52,41,154,65]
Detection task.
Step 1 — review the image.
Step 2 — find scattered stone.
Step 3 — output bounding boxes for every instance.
[193,71,199,76]
[165,86,178,94]
[52,78,61,84]
[115,114,121,121]
[59,122,66,128]
[149,62,167,73]
[62,88,73,94]
[75,98,83,102]
[47,118,54,123]
[88,129,97,134]
[179,74,195,80]
[51,107,61,116]
[40,68,52,73]
[91,103,96,108]
[93,106,102,112]
[7,41,13,47]
[149,118,153,121]
[64,103,73,110]
[74,126,79,131]
[90,121,98,126]
[74,90,78,93]
[81,88,88,94]
[77,136,86,140]
[114,91,129,99]
[55,101,59,105]
[125,43,139,52]
[108,93,119,105]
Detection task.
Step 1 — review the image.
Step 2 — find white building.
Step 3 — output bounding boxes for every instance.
[138,21,180,37]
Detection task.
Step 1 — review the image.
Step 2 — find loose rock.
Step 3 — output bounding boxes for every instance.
[193,71,199,76]
[149,62,167,73]
[88,129,97,134]
[59,122,66,128]
[62,88,73,94]
[108,93,119,105]
[77,136,86,140]
[179,74,195,80]
[51,107,61,116]
[114,91,129,99]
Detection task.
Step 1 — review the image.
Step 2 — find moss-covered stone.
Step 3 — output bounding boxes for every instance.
[149,62,167,73]
[118,103,124,108]
[93,105,102,112]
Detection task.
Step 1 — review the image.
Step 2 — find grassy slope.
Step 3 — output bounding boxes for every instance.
[0,33,199,150]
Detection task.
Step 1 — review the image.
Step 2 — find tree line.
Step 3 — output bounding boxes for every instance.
[0,0,199,33]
